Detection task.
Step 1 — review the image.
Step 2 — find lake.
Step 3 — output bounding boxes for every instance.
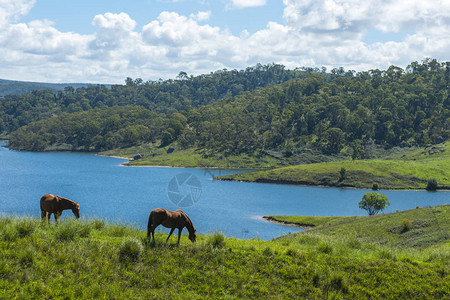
[0,142,449,240]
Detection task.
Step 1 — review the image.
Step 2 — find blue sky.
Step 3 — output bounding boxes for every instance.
[22,0,286,36]
[1,0,449,83]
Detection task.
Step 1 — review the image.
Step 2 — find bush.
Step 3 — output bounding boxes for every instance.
[205,232,226,249]
[426,178,438,191]
[401,218,413,233]
[339,167,346,181]
[119,238,143,262]
[372,183,379,190]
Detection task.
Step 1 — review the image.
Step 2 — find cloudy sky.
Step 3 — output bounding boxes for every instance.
[1,0,449,84]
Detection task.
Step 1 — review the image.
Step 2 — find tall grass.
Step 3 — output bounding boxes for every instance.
[0,216,448,299]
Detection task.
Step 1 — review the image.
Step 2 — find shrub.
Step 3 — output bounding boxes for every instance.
[206,232,226,249]
[339,167,346,181]
[372,183,379,190]
[426,178,438,191]
[401,218,413,233]
[119,238,143,262]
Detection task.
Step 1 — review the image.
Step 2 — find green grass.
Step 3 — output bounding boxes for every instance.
[264,215,363,228]
[100,142,347,169]
[101,144,281,169]
[218,142,450,190]
[0,207,449,299]
[272,205,450,253]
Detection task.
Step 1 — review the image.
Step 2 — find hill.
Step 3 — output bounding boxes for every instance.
[0,206,449,298]
[270,204,450,249]
[217,141,450,189]
[4,59,450,161]
[0,79,93,97]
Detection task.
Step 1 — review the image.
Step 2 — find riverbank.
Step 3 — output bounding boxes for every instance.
[262,215,362,229]
[216,142,450,190]
[0,209,448,298]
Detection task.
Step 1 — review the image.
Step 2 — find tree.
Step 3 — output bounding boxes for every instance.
[320,127,345,154]
[359,192,390,216]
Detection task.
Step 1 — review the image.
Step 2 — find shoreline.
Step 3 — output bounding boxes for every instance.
[262,216,315,230]
[217,177,450,191]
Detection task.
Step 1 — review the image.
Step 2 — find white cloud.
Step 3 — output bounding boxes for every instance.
[230,0,267,9]
[0,0,449,83]
[190,11,211,22]
[0,0,35,28]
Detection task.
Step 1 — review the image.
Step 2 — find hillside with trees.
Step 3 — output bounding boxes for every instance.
[3,59,450,162]
[0,79,92,97]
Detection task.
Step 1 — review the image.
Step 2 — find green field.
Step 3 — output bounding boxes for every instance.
[101,143,344,169]
[218,142,450,190]
[268,205,450,250]
[0,205,449,298]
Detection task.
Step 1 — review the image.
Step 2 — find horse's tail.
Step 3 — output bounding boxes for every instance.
[147,212,153,239]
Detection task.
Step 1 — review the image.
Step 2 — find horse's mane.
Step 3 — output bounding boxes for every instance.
[57,196,78,207]
[181,211,195,230]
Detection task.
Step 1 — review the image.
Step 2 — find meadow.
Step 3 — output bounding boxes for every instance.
[0,205,448,299]
[218,142,450,190]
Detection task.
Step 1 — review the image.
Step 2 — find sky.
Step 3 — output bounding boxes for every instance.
[0,0,449,84]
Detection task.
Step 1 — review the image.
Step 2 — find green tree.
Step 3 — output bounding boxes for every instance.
[320,127,345,154]
[359,192,390,216]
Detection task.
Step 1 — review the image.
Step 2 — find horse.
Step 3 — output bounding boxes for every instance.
[40,194,80,223]
[147,208,196,244]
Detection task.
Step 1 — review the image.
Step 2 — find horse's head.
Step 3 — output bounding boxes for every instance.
[189,228,197,243]
[72,203,80,219]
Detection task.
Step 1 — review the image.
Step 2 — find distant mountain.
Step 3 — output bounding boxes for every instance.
[0,79,107,96]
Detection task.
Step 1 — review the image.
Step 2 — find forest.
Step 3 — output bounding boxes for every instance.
[2,59,449,157]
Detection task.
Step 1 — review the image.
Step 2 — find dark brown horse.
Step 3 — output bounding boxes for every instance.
[147,208,196,244]
[40,194,80,223]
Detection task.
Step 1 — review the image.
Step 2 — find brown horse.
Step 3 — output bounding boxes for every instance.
[147,208,196,244]
[40,194,80,223]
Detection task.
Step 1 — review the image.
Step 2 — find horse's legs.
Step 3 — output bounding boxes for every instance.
[41,210,47,222]
[166,228,175,243]
[177,227,183,244]
[47,213,51,224]
[54,211,61,224]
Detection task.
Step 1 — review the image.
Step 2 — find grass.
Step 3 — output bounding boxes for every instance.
[0,206,449,299]
[100,142,347,169]
[218,142,450,190]
[271,205,450,251]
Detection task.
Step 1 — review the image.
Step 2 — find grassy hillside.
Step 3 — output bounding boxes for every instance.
[0,206,449,298]
[101,142,345,169]
[218,142,450,190]
[270,205,450,250]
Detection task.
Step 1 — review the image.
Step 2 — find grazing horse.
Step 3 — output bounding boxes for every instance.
[147,208,196,244]
[40,194,80,223]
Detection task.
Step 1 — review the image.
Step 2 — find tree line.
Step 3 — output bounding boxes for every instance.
[4,59,450,156]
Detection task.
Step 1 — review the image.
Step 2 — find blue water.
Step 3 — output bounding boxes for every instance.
[0,142,449,240]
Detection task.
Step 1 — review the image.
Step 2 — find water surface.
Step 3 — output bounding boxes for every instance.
[0,143,448,240]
